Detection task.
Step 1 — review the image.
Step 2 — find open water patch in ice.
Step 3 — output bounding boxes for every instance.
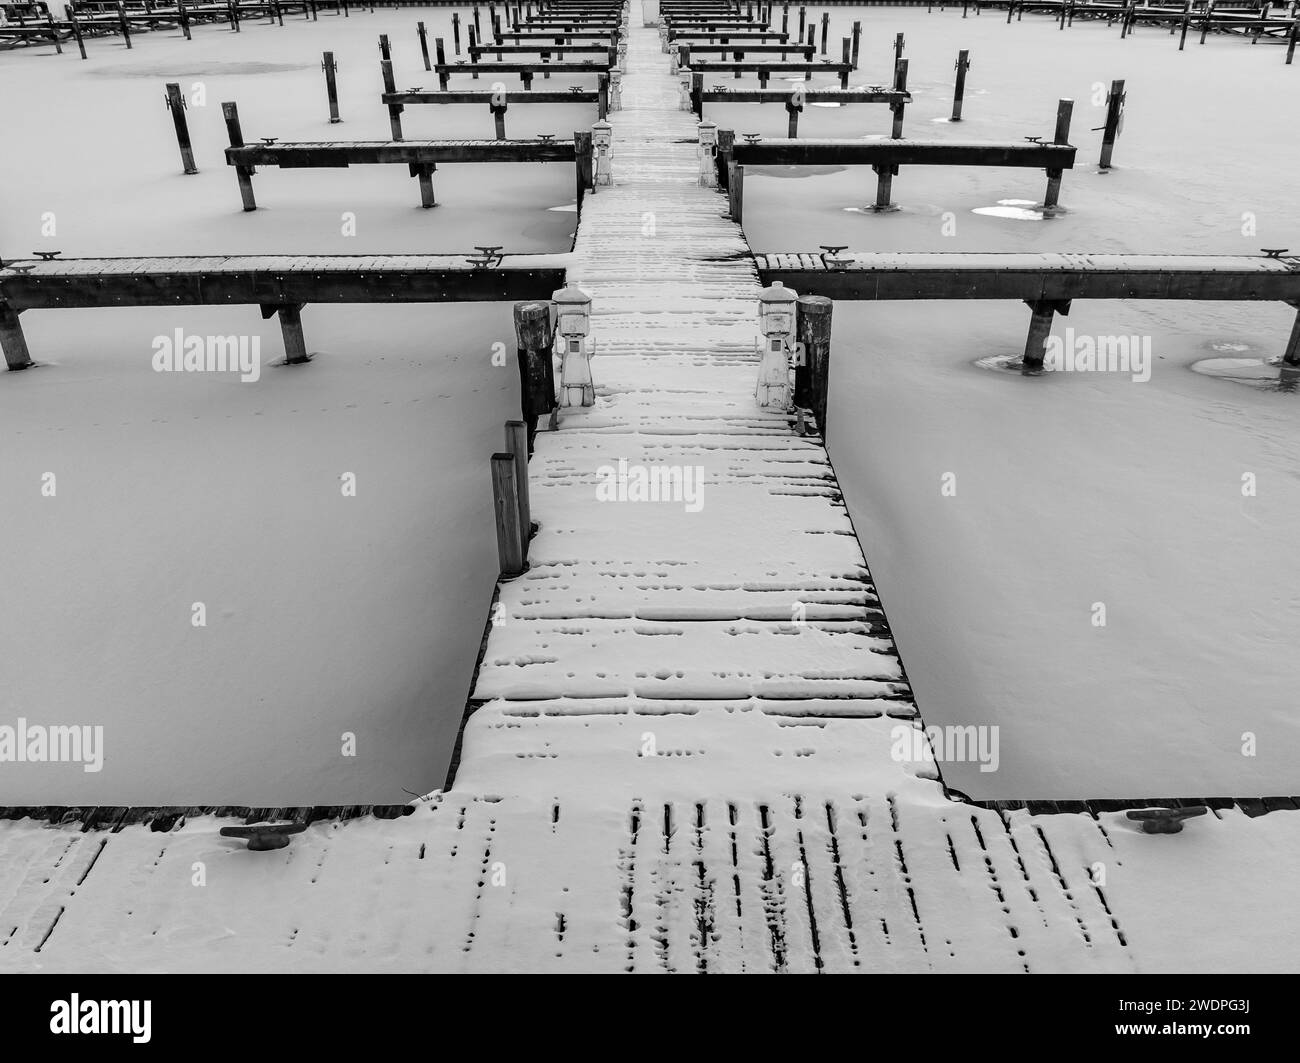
[972,199,1050,221]
[1191,356,1300,393]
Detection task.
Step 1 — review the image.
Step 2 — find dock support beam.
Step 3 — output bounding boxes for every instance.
[575,129,594,218]
[415,164,436,207]
[794,295,832,435]
[1284,303,1300,367]
[1022,299,1069,371]
[0,305,33,372]
[166,82,199,175]
[491,453,527,577]
[952,49,970,121]
[270,303,309,364]
[728,160,745,225]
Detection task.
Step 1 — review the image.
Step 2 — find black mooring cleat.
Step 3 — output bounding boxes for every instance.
[220,821,308,851]
[1125,806,1208,834]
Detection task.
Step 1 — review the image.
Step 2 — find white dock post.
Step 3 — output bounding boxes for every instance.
[592,120,614,187]
[755,282,798,408]
[554,287,595,407]
[610,69,623,111]
[698,120,719,186]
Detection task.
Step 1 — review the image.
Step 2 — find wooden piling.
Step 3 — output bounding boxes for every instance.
[277,304,309,364]
[1099,79,1123,169]
[418,21,432,71]
[820,11,828,53]
[840,39,851,88]
[117,1,132,47]
[166,83,199,175]
[728,159,745,224]
[0,305,33,372]
[1200,0,1215,43]
[716,127,735,190]
[1287,17,1298,63]
[781,2,788,33]
[952,49,970,122]
[381,60,405,140]
[492,99,507,138]
[491,453,527,577]
[851,20,861,66]
[513,301,555,448]
[1044,98,1072,208]
[786,93,801,137]
[453,11,461,54]
[691,70,704,116]
[794,295,832,435]
[798,3,805,36]
[323,52,341,124]
[872,163,896,209]
[894,31,905,61]
[504,423,533,551]
[437,37,449,89]
[574,129,593,217]
[66,6,87,59]
[222,102,258,211]
[598,72,609,119]
[1283,305,1300,366]
[179,0,191,40]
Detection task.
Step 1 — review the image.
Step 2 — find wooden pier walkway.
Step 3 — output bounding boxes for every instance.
[3,4,1300,974]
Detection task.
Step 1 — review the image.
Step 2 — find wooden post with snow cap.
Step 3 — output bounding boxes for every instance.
[381,60,405,140]
[554,286,594,407]
[504,419,533,549]
[786,84,803,137]
[1043,98,1072,210]
[1099,80,1124,169]
[491,453,527,577]
[0,301,33,372]
[322,52,341,124]
[794,295,832,435]
[891,57,908,138]
[513,300,556,446]
[166,83,198,175]
[222,102,258,211]
[952,50,970,121]
[756,281,797,408]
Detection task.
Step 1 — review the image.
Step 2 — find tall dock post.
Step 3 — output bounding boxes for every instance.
[513,301,556,448]
[178,0,191,40]
[274,304,309,364]
[794,295,832,435]
[819,11,828,53]
[322,51,342,123]
[1043,98,1073,210]
[165,83,199,174]
[1099,79,1124,169]
[418,21,432,70]
[222,102,258,211]
[453,12,461,54]
[504,420,534,549]
[891,57,909,138]
[437,37,450,90]
[851,20,861,66]
[381,60,405,140]
[491,453,527,577]
[952,50,970,121]
[67,6,87,59]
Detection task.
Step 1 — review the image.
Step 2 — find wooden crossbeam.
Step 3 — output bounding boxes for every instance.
[731,138,1075,168]
[225,138,578,167]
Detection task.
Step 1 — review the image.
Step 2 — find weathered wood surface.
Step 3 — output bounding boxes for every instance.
[754,251,1300,301]
[0,254,566,309]
[384,88,601,104]
[225,138,578,167]
[733,137,1076,168]
[699,87,909,104]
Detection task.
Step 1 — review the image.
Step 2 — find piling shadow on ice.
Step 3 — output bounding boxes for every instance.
[93,61,311,77]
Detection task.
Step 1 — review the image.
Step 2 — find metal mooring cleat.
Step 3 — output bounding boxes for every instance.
[220,821,308,851]
[1125,806,1208,834]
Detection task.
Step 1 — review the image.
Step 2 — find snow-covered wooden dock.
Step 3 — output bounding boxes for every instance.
[4,6,1300,975]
